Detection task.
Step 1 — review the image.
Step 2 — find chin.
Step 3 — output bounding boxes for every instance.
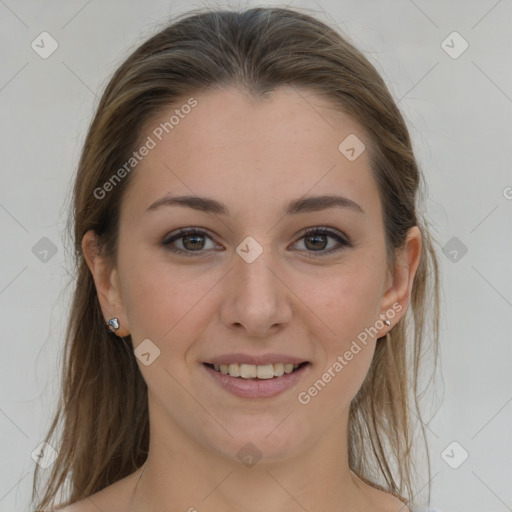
[207,417,312,465]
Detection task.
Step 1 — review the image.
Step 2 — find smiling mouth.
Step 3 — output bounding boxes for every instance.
[203,362,310,379]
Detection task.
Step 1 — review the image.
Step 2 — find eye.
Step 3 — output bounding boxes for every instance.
[162,228,221,256]
[162,226,351,258]
[292,227,351,256]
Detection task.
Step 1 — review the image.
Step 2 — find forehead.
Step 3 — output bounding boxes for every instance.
[122,85,381,223]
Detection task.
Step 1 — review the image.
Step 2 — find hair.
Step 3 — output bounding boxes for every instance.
[32,6,440,511]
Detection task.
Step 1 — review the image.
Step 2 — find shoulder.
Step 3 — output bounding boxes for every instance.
[362,485,410,512]
[53,492,124,512]
[53,503,88,512]
[52,470,139,512]
[53,500,96,512]
[362,485,440,512]
[53,494,119,512]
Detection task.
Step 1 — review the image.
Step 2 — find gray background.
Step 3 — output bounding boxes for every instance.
[1,0,511,511]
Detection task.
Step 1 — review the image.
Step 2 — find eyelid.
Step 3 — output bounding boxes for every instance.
[162,227,221,256]
[300,226,350,245]
[292,226,351,255]
[162,226,351,257]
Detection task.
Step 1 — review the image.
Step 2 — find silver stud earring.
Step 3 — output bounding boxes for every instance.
[106,317,120,332]
[384,319,391,327]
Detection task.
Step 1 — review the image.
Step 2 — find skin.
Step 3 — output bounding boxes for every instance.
[71,85,421,512]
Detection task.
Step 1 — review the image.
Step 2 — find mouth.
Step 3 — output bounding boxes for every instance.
[203,361,310,379]
[201,352,312,398]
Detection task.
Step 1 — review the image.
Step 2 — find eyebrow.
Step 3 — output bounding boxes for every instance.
[145,194,365,216]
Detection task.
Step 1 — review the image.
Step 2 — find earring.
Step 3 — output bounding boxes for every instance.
[384,319,391,327]
[106,317,120,332]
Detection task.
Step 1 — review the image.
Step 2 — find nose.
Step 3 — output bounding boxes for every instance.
[219,245,293,338]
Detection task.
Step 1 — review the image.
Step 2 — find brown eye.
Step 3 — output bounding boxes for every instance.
[162,226,350,258]
[163,228,220,256]
[294,227,350,256]
[181,233,206,250]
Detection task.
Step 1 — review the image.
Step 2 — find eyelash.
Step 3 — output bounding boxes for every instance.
[162,227,351,258]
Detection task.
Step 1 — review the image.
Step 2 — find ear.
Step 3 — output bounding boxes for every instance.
[82,230,130,337]
[378,226,422,333]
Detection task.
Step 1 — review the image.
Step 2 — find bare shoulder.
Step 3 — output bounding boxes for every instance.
[53,500,95,512]
[53,494,120,512]
[53,498,99,512]
[363,483,410,512]
[53,470,139,512]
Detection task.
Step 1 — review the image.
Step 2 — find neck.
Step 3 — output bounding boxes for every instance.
[127,403,370,512]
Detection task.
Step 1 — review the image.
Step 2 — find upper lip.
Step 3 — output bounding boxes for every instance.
[204,353,309,366]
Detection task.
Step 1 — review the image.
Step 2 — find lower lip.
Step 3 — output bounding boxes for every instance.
[202,363,311,398]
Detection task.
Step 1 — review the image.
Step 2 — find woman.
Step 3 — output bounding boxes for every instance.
[32,6,440,512]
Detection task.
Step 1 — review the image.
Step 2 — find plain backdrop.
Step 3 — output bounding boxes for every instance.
[0,1,511,511]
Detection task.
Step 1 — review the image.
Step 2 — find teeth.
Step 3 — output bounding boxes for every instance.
[256,364,274,379]
[273,362,284,376]
[240,364,257,378]
[209,362,303,379]
[228,363,240,377]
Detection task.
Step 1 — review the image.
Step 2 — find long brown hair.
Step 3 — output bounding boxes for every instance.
[32,6,440,510]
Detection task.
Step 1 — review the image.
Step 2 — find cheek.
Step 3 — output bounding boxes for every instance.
[296,270,382,417]
[317,260,386,343]
[300,255,385,400]
[118,246,220,352]
[120,257,173,338]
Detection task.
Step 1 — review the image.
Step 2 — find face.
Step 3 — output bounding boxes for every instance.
[86,85,419,464]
